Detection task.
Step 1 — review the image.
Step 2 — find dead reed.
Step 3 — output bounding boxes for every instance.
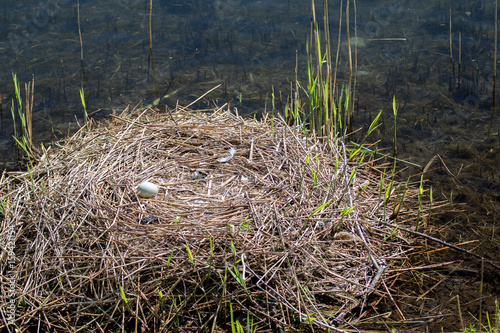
[0,105,426,331]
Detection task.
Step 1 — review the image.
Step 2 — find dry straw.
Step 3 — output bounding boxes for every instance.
[1,105,423,331]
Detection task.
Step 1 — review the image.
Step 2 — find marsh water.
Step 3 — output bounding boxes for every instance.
[0,0,498,331]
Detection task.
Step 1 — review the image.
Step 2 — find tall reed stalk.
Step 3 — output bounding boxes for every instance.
[287,0,356,141]
[11,73,36,165]
[76,0,86,82]
[489,0,497,180]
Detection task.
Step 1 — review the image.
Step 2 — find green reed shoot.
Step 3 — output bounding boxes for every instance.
[230,301,257,333]
[119,283,134,313]
[185,244,194,263]
[0,198,5,217]
[285,79,300,128]
[166,247,174,269]
[347,110,383,159]
[371,95,400,221]
[119,284,128,304]
[293,87,300,126]
[236,310,256,333]
[79,85,88,127]
[348,142,421,167]
[271,85,276,117]
[229,265,247,290]
[240,216,252,230]
[392,95,398,168]
[353,180,372,202]
[332,205,356,233]
[383,226,399,242]
[11,73,35,164]
[230,240,238,262]
[305,29,332,139]
[40,279,60,307]
[228,243,252,303]
[392,176,411,219]
[311,198,333,216]
[230,301,236,333]
[384,180,393,206]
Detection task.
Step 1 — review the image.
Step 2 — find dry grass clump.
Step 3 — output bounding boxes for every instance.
[1,105,422,332]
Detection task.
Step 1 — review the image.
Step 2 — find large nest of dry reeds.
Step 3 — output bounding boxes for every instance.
[1,106,421,332]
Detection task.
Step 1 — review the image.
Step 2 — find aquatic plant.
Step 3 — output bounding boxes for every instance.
[285,0,358,143]
[79,85,88,127]
[10,73,36,167]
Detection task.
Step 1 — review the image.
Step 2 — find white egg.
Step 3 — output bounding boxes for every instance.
[137,181,158,198]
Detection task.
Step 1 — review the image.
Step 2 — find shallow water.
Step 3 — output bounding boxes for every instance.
[0,2,495,144]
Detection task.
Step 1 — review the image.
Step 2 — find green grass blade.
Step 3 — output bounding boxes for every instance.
[311,199,332,216]
[119,284,128,304]
[185,244,194,263]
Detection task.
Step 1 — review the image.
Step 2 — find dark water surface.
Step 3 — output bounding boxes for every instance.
[0,0,498,330]
[0,0,497,177]
[0,1,498,179]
